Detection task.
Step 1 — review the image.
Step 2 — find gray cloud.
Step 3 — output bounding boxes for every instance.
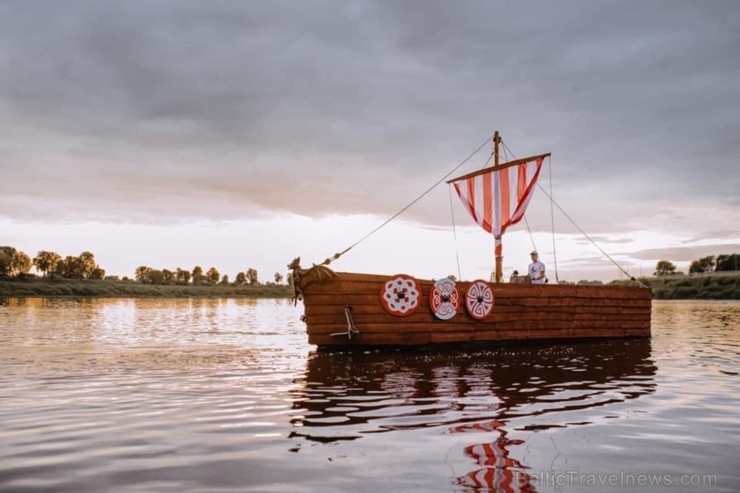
[1,0,739,237]
[632,243,740,263]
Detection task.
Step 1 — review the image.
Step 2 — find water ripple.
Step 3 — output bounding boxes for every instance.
[1,298,738,492]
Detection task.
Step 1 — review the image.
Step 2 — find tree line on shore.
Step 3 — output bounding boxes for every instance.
[654,254,739,276]
[1,246,737,299]
[2,245,737,287]
[0,246,289,286]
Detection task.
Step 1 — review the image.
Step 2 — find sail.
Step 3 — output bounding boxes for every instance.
[448,154,548,256]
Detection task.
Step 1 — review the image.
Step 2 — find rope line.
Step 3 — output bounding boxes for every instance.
[523,216,536,252]
[448,186,462,281]
[534,182,644,284]
[498,141,635,283]
[319,136,492,266]
[505,139,540,274]
[318,133,642,287]
[548,156,559,283]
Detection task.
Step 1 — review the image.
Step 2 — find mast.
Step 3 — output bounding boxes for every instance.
[448,132,549,285]
[493,131,502,284]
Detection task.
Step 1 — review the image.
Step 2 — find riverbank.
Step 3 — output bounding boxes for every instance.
[0,277,293,298]
[1,274,737,299]
[639,273,739,300]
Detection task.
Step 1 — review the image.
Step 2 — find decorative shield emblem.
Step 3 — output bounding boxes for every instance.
[380,274,421,317]
[429,278,459,320]
[465,280,494,320]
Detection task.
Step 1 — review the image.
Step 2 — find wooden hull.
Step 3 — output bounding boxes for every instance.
[299,272,652,348]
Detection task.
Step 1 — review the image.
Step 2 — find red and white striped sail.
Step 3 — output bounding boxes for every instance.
[449,154,547,256]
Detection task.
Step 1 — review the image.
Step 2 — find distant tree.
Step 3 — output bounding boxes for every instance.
[135,266,152,283]
[689,256,715,274]
[286,272,294,287]
[11,251,32,276]
[161,269,175,284]
[234,272,247,285]
[715,254,739,272]
[33,251,62,277]
[0,246,17,276]
[206,267,220,285]
[57,255,85,278]
[654,260,677,276]
[274,272,283,284]
[48,252,100,279]
[78,251,97,279]
[53,257,67,277]
[192,266,203,285]
[175,268,191,285]
[148,269,164,285]
[246,268,259,285]
[220,274,229,285]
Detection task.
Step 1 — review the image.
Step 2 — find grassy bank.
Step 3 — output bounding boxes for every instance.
[0,277,293,299]
[634,274,740,300]
[2,274,738,300]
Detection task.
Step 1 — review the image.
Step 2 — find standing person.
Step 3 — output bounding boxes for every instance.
[528,251,546,284]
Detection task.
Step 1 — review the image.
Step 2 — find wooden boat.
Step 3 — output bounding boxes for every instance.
[290,132,651,349]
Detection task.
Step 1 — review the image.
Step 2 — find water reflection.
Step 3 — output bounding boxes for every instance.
[452,419,536,491]
[2,298,737,491]
[0,297,307,377]
[292,339,655,491]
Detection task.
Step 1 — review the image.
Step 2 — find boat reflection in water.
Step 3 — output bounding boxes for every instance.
[450,418,536,491]
[291,339,655,491]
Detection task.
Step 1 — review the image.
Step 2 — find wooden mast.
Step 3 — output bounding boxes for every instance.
[493,131,502,284]
[446,131,550,284]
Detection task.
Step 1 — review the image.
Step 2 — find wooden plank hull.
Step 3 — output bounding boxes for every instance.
[298,271,652,348]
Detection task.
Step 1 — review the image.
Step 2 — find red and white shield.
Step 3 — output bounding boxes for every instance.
[429,278,459,320]
[380,274,421,317]
[465,280,494,320]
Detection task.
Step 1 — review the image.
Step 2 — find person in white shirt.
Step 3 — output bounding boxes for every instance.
[528,251,546,284]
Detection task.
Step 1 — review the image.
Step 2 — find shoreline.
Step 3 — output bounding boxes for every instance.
[0,278,293,299]
[1,274,738,300]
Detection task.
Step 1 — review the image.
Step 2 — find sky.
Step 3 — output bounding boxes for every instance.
[1,0,739,283]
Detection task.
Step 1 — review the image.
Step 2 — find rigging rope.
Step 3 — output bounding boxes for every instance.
[448,186,462,281]
[317,136,493,267]
[523,216,536,252]
[503,139,545,277]
[318,133,642,287]
[534,182,644,285]
[501,139,637,284]
[548,156,559,283]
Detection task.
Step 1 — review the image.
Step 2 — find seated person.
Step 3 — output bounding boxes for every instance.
[509,269,530,284]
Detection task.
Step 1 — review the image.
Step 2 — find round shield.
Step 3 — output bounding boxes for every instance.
[429,277,459,320]
[465,280,494,320]
[380,274,421,317]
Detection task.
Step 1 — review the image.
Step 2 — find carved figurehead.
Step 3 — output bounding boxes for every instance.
[288,256,337,305]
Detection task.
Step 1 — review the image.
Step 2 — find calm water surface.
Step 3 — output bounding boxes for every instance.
[0,298,738,492]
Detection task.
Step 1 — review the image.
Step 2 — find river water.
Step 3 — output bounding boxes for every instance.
[0,298,738,492]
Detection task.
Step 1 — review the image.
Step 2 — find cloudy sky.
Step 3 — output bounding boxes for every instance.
[2,0,738,282]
